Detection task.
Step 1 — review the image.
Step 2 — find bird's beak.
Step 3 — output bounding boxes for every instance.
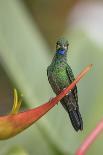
[61,45,67,51]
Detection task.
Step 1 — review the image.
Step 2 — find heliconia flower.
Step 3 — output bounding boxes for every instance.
[0,64,92,140]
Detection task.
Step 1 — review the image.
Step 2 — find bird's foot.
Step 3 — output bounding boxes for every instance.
[49,97,59,105]
[48,97,59,105]
[49,97,54,102]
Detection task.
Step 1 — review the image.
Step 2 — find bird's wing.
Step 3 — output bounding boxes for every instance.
[66,64,78,103]
[47,66,61,94]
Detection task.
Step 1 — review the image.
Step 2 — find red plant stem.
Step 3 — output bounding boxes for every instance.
[76,119,103,155]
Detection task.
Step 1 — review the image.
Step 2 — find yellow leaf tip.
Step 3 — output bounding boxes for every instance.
[10,89,22,114]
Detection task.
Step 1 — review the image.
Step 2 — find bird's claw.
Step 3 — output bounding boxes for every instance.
[49,97,54,102]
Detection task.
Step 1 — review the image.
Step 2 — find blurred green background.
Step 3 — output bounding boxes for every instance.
[0,0,103,155]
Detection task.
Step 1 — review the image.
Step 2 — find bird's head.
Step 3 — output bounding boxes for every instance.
[56,38,69,55]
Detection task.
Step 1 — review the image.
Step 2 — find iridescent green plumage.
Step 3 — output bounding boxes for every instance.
[47,38,83,131]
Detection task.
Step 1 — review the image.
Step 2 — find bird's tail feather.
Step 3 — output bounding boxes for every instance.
[68,108,83,131]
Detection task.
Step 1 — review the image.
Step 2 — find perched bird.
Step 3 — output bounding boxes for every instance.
[47,38,83,131]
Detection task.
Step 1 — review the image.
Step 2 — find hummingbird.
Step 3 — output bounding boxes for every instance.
[47,38,83,131]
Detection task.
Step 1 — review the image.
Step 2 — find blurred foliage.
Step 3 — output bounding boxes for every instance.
[0,0,103,155]
[6,146,29,155]
[23,0,78,48]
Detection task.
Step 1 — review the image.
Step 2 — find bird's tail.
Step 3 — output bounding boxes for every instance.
[68,108,83,131]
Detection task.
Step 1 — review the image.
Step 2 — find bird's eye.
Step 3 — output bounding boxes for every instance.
[64,43,68,47]
[66,43,69,47]
[56,43,61,49]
